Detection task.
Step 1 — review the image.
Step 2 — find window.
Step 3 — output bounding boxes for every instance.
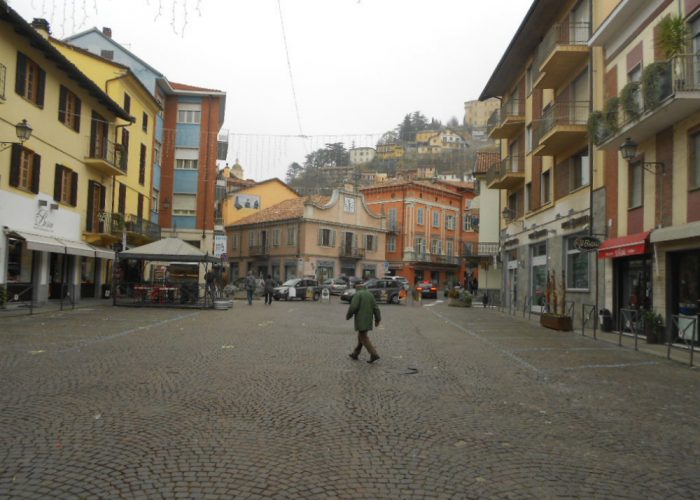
[417,207,425,225]
[15,52,45,107]
[432,210,440,228]
[541,170,551,204]
[90,111,109,160]
[118,183,126,214]
[230,233,240,250]
[139,144,147,185]
[173,193,196,215]
[9,145,40,193]
[53,164,77,206]
[525,182,532,212]
[100,49,114,60]
[177,104,201,124]
[526,124,533,152]
[365,234,376,251]
[0,62,6,100]
[629,161,643,208]
[287,226,297,246]
[248,230,257,247]
[446,214,456,230]
[152,190,159,214]
[691,131,700,189]
[526,65,533,94]
[154,142,162,166]
[447,240,454,256]
[388,207,397,229]
[415,237,426,254]
[571,148,590,191]
[463,213,473,232]
[272,228,281,247]
[137,193,144,219]
[319,228,335,247]
[123,93,131,114]
[86,181,105,232]
[142,112,148,133]
[121,128,130,158]
[58,85,81,132]
[431,239,442,254]
[388,235,396,252]
[566,236,589,290]
[176,159,198,169]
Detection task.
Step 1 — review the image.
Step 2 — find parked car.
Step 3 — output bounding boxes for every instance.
[416,281,438,299]
[340,278,403,304]
[321,278,348,296]
[388,275,410,291]
[273,278,321,301]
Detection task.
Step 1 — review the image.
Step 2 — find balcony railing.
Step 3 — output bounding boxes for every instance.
[487,97,525,139]
[125,214,161,242]
[534,21,591,89]
[91,212,161,242]
[249,244,270,256]
[463,242,499,257]
[405,251,460,265]
[533,101,589,156]
[85,138,126,176]
[486,155,524,189]
[593,56,700,148]
[339,246,365,259]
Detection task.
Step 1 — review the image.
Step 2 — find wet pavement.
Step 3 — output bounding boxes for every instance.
[1,298,699,498]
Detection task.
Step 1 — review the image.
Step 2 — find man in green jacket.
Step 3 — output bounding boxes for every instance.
[346,282,382,363]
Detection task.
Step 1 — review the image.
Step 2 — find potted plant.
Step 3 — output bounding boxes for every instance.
[642,61,671,111]
[448,288,472,307]
[642,310,665,344]
[620,81,641,121]
[657,15,689,90]
[540,270,573,331]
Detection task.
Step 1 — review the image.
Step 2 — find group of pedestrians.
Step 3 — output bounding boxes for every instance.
[243,271,277,305]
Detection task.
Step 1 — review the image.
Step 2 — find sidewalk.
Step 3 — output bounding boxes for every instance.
[0,297,113,317]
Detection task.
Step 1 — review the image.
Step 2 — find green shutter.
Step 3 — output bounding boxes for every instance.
[9,144,21,187]
[70,171,78,206]
[54,164,63,201]
[15,52,26,96]
[30,153,41,194]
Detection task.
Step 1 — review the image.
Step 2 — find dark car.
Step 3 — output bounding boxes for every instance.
[340,278,403,304]
[273,278,321,301]
[416,281,438,299]
[321,278,348,296]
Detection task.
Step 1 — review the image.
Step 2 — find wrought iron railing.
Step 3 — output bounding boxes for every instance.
[339,247,365,259]
[533,101,590,146]
[463,242,499,257]
[93,212,161,241]
[87,137,125,172]
[486,156,524,185]
[535,21,591,71]
[249,244,270,256]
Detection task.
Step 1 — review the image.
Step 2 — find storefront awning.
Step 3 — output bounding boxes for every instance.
[56,238,97,257]
[93,247,116,260]
[8,230,65,254]
[650,221,700,244]
[598,230,651,259]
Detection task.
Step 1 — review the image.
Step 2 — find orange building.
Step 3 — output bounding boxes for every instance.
[361,180,476,288]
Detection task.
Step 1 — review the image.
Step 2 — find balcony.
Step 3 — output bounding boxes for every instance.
[594,56,700,149]
[387,221,400,234]
[533,101,589,157]
[404,251,460,266]
[534,21,590,90]
[249,244,270,257]
[486,155,525,190]
[87,212,161,245]
[488,98,525,140]
[463,242,499,257]
[339,246,365,260]
[85,138,126,177]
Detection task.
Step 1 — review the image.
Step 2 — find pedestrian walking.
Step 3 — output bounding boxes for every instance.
[244,271,256,305]
[346,281,381,363]
[264,274,275,305]
[472,276,479,296]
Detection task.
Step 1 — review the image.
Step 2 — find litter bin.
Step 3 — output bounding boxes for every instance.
[599,309,613,332]
[101,284,111,299]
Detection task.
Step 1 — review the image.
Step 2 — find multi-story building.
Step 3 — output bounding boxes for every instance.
[1,5,131,304]
[361,180,468,287]
[376,143,405,160]
[349,147,376,165]
[416,129,469,155]
[588,0,700,336]
[222,178,299,228]
[464,98,500,133]
[49,35,162,248]
[480,0,614,313]
[62,27,227,255]
[226,186,385,282]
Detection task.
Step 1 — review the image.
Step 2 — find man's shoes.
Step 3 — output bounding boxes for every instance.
[348,352,359,360]
[367,354,380,364]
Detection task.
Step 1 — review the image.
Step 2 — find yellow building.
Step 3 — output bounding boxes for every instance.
[50,37,162,247]
[0,9,131,304]
[376,143,405,160]
[222,178,299,227]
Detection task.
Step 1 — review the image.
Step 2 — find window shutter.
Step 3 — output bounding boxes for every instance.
[137,193,144,219]
[86,181,95,232]
[317,229,322,245]
[99,184,106,232]
[74,97,81,133]
[36,68,46,108]
[31,153,41,194]
[54,164,63,201]
[15,52,26,96]
[70,172,78,206]
[9,144,21,187]
[331,230,336,247]
[89,113,97,157]
[58,86,67,123]
[118,183,126,214]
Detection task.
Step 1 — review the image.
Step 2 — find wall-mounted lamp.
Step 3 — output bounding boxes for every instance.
[0,119,33,152]
[619,137,665,175]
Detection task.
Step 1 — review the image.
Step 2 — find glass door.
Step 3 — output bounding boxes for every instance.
[530,242,547,313]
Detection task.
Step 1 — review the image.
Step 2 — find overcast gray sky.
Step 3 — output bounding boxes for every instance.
[11,0,531,181]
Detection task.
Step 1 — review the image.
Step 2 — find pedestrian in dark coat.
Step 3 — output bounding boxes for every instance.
[264,274,275,305]
[346,282,382,363]
[244,271,256,305]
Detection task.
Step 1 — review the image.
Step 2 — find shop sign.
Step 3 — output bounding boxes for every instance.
[574,236,601,252]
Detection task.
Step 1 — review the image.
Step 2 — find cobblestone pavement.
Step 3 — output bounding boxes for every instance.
[1,298,699,499]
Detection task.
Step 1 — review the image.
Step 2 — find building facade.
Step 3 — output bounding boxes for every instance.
[226,187,386,283]
[1,6,131,305]
[349,147,377,165]
[464,98,501,132]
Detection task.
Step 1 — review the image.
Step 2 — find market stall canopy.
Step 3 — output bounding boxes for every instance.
[118,237,218,263]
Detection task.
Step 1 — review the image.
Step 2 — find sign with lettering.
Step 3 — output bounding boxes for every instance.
[574,236,601,252]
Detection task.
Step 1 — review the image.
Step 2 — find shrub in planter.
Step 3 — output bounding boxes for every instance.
[642,62,671,111]
[587,111,605,145]
[620,81,641,121]
[643,310,664,344]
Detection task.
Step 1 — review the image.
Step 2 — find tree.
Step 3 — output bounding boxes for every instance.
[447,116,461,129]
[285,162,303,183]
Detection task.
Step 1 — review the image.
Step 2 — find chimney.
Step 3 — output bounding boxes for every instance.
[31,18,51,39]
[102,27,112,38]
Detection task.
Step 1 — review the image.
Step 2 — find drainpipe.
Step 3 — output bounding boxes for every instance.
[202,96,213,244]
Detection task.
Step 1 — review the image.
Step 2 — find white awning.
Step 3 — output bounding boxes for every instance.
[9,230,65,254]
[650,221,700,244]
[92,246,116,260]
[56,238,96,257]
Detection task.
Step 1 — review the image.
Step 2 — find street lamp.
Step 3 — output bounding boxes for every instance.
[619,137,665,175]
[0,119,33,151]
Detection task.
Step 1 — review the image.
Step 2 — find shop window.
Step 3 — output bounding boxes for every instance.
[58,85,81,132]
[566,236,589,290]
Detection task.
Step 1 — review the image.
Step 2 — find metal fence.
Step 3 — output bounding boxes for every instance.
[0,285,33,315]
[114,282,216,309]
